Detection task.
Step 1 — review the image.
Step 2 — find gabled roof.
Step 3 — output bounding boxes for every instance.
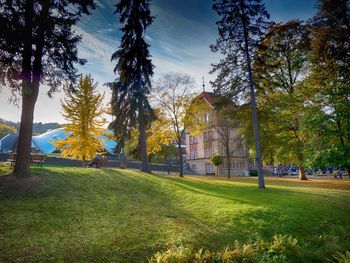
[199,91,217,108]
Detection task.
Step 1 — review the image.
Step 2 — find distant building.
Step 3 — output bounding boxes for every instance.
[185,92,251,176]
[0,128,117,154]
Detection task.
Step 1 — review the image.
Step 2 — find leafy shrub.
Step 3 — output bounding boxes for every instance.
[333,251,350,263]
[148,235,300,263]
[268,234,299,258]
[211,155,224,167]
[249,170,258,176]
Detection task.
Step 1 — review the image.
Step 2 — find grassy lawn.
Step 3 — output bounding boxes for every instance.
[0,165,349,262]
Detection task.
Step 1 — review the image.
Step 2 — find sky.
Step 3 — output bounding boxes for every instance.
[0,0,318,124]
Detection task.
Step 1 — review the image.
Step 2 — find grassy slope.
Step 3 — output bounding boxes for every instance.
[0,166,349,262]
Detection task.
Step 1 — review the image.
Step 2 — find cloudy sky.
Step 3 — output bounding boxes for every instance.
[1,0,318,123]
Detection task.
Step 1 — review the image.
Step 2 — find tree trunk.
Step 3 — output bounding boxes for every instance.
[299,165,307,180]
[13,0,35,178]
[138,100,151,173]
[226,150,231,179]
[178,138,183,177]
[119,153,127,169]
[13,91,37,177]
[242,18,265,189]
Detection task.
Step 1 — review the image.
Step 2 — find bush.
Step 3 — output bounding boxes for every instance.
[148,235,301,263]
[211,155,224,167]
[333,251,350,263]
[249,169,258,176]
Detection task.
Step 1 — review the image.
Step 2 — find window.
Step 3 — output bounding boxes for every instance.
[204,141,213,158]
[189,136,193,144]
[221,147,226,156]
[205,163,214,173]
[191,164,197,171]
[203,132,208,141]
[190,144,198,159]
[208,131,213,140]
[205,113,209,123]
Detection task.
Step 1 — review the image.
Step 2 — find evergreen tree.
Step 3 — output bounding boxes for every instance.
[211,0,271,188]
[110,0,155,173]
[0,0,95,177]
[54,75,106,166]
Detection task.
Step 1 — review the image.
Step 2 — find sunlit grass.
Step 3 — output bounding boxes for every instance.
[0,165,349,262]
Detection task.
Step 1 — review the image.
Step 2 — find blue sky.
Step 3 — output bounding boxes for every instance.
[1,0,318,123]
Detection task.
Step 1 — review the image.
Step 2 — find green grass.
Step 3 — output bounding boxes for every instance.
[0,165,349,262]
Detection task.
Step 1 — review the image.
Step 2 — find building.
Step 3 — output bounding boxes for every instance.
[0,128,117,154]
[185,92,251,176]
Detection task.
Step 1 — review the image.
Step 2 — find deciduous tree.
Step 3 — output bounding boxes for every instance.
[54,75,106,166]
[253,20,310,180]
[0,124,16,139]
[303,0,350,174]
[153,72,197,177]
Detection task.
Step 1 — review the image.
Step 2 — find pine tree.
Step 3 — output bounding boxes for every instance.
[0,0,95,177]
[55,75,106,166]
[211,0,271,189]
[110,0,155,173]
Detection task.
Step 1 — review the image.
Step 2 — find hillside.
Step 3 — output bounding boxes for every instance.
[0,166,349,262]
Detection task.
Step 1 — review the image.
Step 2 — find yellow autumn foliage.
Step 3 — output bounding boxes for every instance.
[54,74,107,164]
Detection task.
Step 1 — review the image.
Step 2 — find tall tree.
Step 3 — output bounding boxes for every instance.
[153,72,196,177]
[111,0,154,173]
[211,0,271,188]
[54,75,106,166]
[124,110,175,161]
[214,104,241,179]
[303,0,350,174]
[253,20,310,180]
[0,0,95,177]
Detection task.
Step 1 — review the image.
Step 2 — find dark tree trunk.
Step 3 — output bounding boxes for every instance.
[13,0,35,178]
[178,138,183,177]
[138,100,151,173]
[242,15,265,189]
[226,150,231,179]
[13,90,38,177]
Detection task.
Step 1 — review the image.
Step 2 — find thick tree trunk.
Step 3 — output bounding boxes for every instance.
[178,139,183,177]
[299,165,307,180]
[13,91,37,177]
[138,101,151,173]
[242,21,265,189]
[13,0,35,178]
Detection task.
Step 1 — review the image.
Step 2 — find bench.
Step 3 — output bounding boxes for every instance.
[7,153,47,167]
[206,172,216,176]
[88,157,108,168]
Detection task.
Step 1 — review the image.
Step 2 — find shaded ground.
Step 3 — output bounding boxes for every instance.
[0,165,349,262]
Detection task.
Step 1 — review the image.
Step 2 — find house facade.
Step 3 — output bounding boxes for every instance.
[185,92,251,176]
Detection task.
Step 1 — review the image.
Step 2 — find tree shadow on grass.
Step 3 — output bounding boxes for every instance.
[1,167,349,262]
